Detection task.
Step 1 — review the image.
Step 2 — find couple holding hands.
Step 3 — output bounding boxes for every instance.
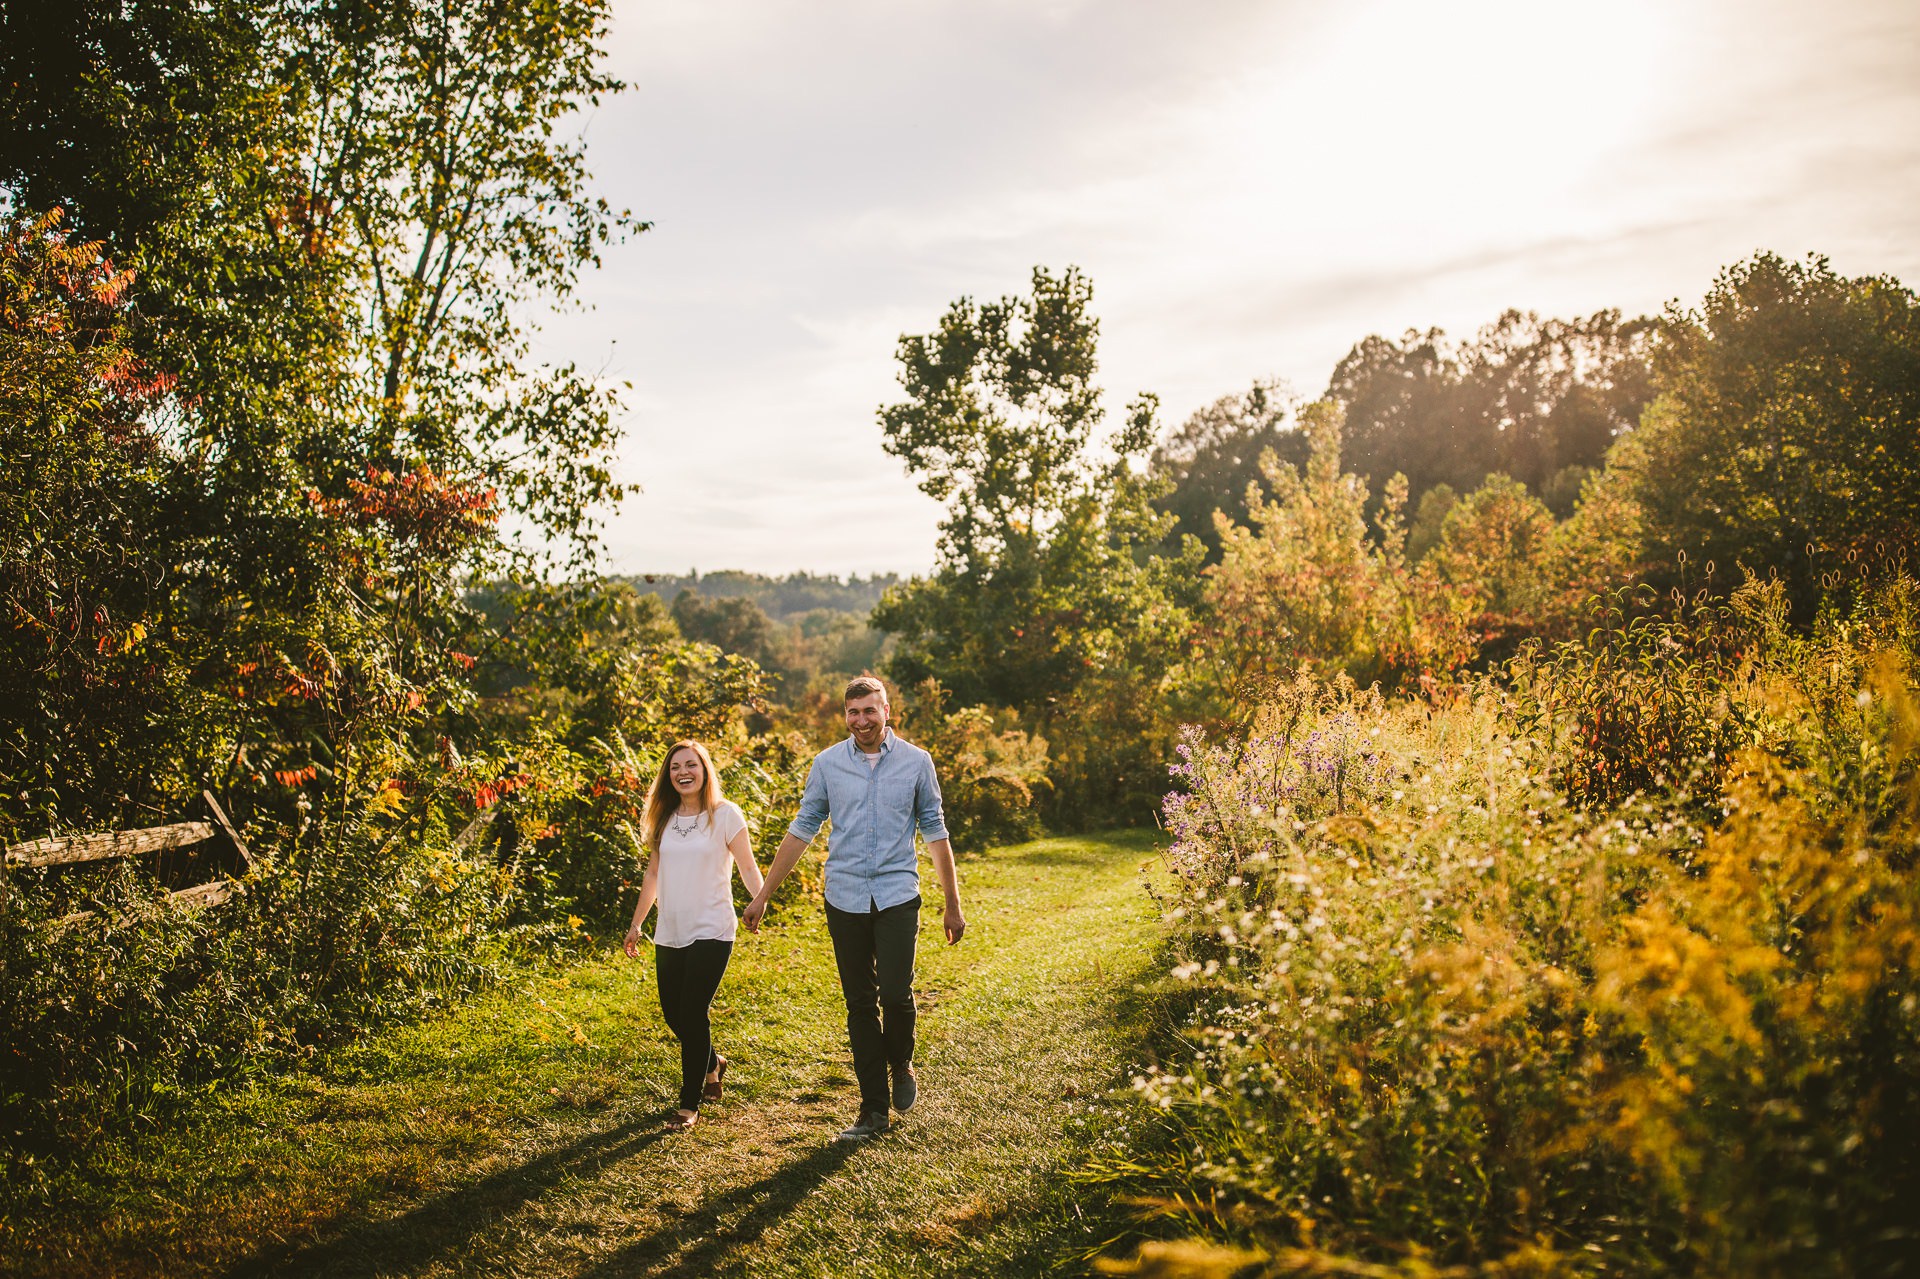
[621,675,966,1141]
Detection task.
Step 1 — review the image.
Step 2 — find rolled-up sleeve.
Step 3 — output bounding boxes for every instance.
[787,759,830,841]
[914,755,950,843]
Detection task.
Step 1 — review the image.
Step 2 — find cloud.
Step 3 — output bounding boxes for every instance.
[566,0,1920,576]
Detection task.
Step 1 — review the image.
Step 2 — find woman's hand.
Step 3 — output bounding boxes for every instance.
[623,925,645,959]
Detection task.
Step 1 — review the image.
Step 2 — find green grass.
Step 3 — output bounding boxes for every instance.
[1,830,1167,1278]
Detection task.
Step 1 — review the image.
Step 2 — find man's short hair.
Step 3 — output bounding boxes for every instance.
[844,674,888,703]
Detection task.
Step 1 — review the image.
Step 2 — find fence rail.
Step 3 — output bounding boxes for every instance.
[2,791,252,919]
[6,822,215,869]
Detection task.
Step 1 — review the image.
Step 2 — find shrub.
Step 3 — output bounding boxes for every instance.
[1091,591,1920,1276]
[1160,668,1391,905]
[899,680,1051,849]
[1505,582,1758,809]
[0,792,530,1153]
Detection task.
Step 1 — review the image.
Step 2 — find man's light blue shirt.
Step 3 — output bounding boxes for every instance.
[788,729,949,913]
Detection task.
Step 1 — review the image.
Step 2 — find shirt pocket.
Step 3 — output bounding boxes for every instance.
[877,768,923,824]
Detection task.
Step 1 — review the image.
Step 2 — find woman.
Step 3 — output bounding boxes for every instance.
[623,739,765,1130]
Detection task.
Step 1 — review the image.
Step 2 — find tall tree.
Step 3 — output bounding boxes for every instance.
[0,0,636,558]
[874,266,1200,821]
[670,590,780,671]
[0,0,638,831]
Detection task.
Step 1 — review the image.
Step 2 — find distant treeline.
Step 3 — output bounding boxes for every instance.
[621,570,901,621]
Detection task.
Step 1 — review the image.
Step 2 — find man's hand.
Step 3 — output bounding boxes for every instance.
[746,833,809,934]
[622,926,644,959]
[926,837,965,946]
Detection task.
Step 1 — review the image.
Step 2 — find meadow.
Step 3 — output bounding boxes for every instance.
[1,832,1169,1278]
[1085,576,1920,1277]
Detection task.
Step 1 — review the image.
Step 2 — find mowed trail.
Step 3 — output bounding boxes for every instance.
[15,831,1164,1279]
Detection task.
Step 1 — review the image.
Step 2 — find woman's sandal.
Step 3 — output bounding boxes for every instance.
[702,1056,729,1103]
[666,1109,698,1131]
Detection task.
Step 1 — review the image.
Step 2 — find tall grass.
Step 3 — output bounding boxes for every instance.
[1089,576,1920,1277]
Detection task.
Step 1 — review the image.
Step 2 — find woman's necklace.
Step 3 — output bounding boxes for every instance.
[671,808,702,837]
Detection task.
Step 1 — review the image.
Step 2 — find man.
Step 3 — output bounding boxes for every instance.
[743,675,965,1141]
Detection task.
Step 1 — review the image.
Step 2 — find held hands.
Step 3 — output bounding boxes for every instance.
[742,893,769,933]
[739,886,959,941]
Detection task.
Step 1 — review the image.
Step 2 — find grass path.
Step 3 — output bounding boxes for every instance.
[6,831,1165,1278]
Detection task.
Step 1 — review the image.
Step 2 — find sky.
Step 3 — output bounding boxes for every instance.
[539,0,1920,578]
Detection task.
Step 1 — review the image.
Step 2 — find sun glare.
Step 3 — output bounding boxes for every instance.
[1202,0,1673,254]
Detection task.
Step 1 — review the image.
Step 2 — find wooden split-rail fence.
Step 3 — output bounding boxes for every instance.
[2,790,253,922]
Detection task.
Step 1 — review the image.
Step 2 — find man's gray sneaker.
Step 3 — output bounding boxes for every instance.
[892,1064,918,1113]
[834,1109,892,1142]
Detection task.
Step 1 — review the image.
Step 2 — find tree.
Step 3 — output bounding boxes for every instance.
[1324,309,1655,516]
[1629,252,1920,612]
[1149,378,1308,561]
[1406,483,1458,561]
[1201,403,1478,693]
[670,590,780,671]
[874,266,1201,822]
[0,0,641,836]
[1423,474,1557,658]
[0,0,637,557]
[286,0,637,553]
[879,265,1106,580]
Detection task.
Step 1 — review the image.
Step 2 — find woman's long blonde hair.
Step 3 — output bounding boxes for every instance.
[642,739,724,850]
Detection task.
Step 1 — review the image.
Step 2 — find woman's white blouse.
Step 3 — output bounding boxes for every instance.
[654,800,749,947]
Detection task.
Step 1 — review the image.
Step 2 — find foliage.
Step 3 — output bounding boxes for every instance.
[0,0,706,1157]
[456,575,788,923]
[626,569,902,620]
[1325,308,1656,517]
[896,681,1051,848]
[1199,402,1477,692]
[1403,481,1457,562]
[1629,251,1920,615]
[1530,457,1647,627]
[643,583,888,713]
[287,0,636,553]
[670,589,781,671]
[0,778,540,1151]
[1,0,640,822]
[1,0,639,559]
[0,212,198,839]
[1201,407,1649,702]
[1506,582,1759,809]
[1090,577,1920,1278]
[1159,669,1389,904]
[1425,475,1555,617]
[1149,378,1308,561]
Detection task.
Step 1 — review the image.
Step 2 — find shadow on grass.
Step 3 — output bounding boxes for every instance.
[570,1140,857,1279]
[222,1110,675,1279]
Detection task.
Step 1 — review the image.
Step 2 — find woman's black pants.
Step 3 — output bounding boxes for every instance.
[654,938,732,1112]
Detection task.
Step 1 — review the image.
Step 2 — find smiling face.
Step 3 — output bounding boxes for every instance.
[668,747,707,801]
[844,691,890,751]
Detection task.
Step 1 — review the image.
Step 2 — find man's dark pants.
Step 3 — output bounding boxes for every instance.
[825,895,919,1115]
